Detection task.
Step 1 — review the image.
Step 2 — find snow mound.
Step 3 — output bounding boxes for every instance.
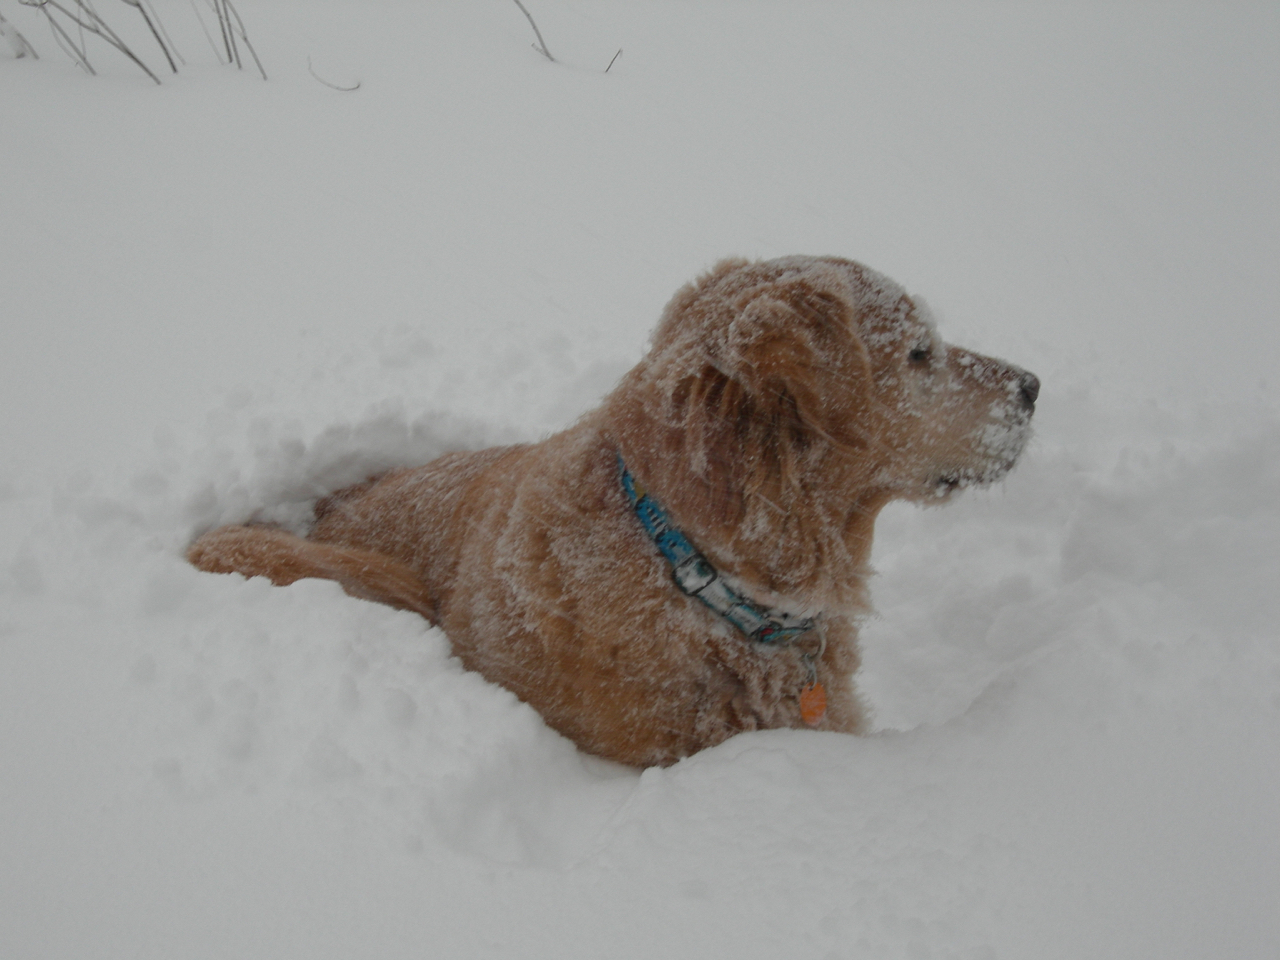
[3,388,1276,958]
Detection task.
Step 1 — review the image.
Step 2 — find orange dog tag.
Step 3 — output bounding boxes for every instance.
[800,681,827,727]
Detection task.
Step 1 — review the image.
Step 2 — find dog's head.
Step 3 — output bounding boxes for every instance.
[828,258,1040,502]
[605,256,1037,600]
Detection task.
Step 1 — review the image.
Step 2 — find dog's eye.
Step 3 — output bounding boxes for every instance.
[908,345,932,364]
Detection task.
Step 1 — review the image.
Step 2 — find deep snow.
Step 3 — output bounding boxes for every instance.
[2,2,1278,958]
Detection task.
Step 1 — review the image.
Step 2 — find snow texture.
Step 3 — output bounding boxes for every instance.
[2,2,1278,958]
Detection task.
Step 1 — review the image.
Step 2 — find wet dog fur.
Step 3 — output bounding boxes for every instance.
[188,256,1039,767]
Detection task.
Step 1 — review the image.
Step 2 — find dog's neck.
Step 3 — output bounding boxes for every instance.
[599,351,890,614]
[605,433,881,615]
[617,455,818,645]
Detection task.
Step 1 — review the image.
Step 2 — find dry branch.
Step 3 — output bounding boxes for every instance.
[307,55,358,92]
[10,0,263,82]
[223,0,264,79]
[511,0,554,63]
[1,10,39,57]
[121,0,178,73]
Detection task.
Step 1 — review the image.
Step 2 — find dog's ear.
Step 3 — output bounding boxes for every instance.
[667,269,872,512]
[723,270,872,452]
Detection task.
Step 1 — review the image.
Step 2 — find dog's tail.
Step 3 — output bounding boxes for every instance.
[188,525,437,621]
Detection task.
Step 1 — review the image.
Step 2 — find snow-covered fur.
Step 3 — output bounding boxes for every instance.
[188,256,1039,767]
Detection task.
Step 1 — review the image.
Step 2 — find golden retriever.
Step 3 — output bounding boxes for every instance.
[188,256,1038,767]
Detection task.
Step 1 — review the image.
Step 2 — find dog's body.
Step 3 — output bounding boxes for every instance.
[190,257,1038,767]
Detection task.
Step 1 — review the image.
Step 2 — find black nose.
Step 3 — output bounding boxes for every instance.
[1019,372,1040,408]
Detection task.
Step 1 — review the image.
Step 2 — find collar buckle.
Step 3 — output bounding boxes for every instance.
[619,455,817,647]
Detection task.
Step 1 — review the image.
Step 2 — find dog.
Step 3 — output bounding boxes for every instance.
[189,256,1038,767]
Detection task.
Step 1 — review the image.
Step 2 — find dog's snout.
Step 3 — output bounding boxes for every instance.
[1018,372,1040,408]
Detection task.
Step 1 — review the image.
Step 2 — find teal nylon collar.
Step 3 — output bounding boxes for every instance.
[618,455,816,645]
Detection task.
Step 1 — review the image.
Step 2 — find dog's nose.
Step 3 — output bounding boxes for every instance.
[1019,372,1040,408]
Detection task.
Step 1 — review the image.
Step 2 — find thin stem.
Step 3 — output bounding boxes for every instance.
[50,0,162,83]
[511,0,554,63]
[144,0,184,66]
[123,0,178,73]
[224,0,264,79]
[23,0,96,74]
[219,0,240,68]
[14,0,260,82]
[188,0,222,62]
[308,56,356,91]
[213,0,232,63]
[1,11,40,57]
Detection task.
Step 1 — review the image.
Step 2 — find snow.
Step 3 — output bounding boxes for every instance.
[2,2,1278,957]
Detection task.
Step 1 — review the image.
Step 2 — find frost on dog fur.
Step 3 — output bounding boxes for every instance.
[189,256,1039,767]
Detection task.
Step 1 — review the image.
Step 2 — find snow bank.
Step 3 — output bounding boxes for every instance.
[3,370,1276,958]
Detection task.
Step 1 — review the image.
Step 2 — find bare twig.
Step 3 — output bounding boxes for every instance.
[224,0,264,79]
[1,10,40,57]
[20,0,162,83]
[24,0,97,75]
[143,0,184,66]
[13,0,263,82]
[605,48,621,73]
[121,0,178,73]
[188,0,221,61]
[511,0,554,63]
[220,0,240,67]
[208,0,232,63]
[307,55,357,91]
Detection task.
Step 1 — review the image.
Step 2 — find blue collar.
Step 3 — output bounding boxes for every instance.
[618,456,816,645]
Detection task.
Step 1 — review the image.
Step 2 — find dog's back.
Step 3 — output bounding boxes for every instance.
[189,444,522,624]
[310,444,525,613]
